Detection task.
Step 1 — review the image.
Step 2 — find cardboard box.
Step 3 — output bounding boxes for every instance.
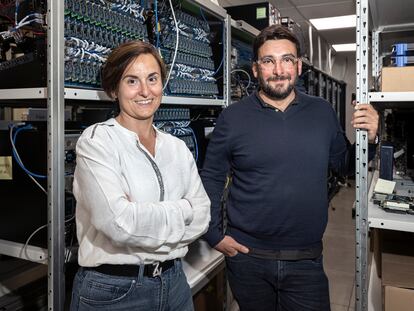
[382,253,414,289]
[384,286,414,311]
[382,253,414,311]
[381,66,414,92]
[372,229,414,279]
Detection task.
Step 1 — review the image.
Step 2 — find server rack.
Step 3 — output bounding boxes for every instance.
[229,19,259,102]
[0,0,231,309]
[299,61,346,129]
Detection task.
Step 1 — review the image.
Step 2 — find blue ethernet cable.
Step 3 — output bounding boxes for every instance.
[10,124,47,179]
[155,0,160,48]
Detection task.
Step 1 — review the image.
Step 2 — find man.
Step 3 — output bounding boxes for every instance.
[201,25,378,311]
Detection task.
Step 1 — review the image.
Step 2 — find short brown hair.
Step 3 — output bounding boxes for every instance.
[101,41,166,98]
[253,25,301,61]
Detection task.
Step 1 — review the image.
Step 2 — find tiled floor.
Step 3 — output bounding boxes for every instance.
[324,182,356,311]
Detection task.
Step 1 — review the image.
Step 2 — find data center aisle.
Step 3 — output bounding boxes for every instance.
[324,181,357,311]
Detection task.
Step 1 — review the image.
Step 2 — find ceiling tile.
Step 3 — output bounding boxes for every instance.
[291,0,354,6]
[294,2,355,19]
[322,29,356,45]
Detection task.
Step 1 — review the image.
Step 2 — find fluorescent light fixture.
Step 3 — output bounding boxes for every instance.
[332,43,356,52]
[310,14,356,30]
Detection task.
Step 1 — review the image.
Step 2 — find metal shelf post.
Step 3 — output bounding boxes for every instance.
[224,14,231,107]
[355,0,370,310]
[47,0,65,309]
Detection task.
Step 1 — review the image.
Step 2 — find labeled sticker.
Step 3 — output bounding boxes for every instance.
[256,7,267,19]
[0,156,12,180]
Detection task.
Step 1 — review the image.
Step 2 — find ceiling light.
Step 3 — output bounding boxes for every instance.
[310,15,356,30]
[332,43,356,52]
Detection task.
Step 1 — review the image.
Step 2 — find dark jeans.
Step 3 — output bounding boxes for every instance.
[226,253,330,311]
[70,260,193,311]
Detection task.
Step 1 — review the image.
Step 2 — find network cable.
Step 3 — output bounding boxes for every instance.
[155,0,160,48]
[20,214,76,263]
[231,69,252,95]
[9,124,47,194]
[163,0,179,91]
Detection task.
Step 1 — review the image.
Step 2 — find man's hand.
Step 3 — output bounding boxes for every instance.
[214,235,249,257]
[351,103,379,143]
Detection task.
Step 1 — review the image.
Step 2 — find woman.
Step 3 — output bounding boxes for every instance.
[70,41,210,311]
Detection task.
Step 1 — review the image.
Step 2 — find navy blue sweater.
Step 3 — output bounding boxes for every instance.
[201,90,372,251]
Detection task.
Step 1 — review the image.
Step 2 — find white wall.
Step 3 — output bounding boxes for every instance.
[331,52,356,143]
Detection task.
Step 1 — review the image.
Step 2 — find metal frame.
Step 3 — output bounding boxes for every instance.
[224,14,231,107]
[372,31,380,84]
[369,91,414,101]
[0,88,227,106]
[47,0,65,309]
[192,0,227,18]
[356,1,414,307]
[355,0,370,310]
[0,88,47,99]
[231,19,260,36]
[0,239,48,263]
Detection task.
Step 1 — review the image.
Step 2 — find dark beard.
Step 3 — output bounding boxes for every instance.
[258,72,296,100]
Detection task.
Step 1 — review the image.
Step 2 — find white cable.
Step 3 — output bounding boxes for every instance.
[9,126,47,194]
[20,224,48,263]
[17,13,41,25]
[15,19,43,29]
[20,214,76,263]
[163,0,179,91]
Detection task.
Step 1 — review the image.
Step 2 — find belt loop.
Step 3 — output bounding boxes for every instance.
[174,258,181,270]
[137,263,145,284]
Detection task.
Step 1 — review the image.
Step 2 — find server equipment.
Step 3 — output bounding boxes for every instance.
[0,0,226,99]
[224,2,280,31]
[230,20,258,101]
[0,121,81,249]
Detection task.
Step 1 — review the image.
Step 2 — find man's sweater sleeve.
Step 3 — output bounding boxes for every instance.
[329,122,377,176]
[200,111,232,248]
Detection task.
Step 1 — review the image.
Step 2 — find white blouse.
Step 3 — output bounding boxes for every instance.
[73,118,211,267]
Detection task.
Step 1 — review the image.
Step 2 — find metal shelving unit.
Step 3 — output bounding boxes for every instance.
[229,18,259,104]
[368,171,414,233]
[230,19,259,37]
[0,239,48,263]
[0,0,230,309]
[355,4,370,309]
[0,87,227,106]
[356,1,414,310]
[368,92,414,102]
[0,88,47,100]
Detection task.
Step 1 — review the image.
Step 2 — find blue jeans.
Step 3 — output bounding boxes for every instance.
[70,260,193,311]
[226,253,330,311]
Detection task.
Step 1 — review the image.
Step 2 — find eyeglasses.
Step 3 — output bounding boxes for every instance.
[256,55,299,70]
